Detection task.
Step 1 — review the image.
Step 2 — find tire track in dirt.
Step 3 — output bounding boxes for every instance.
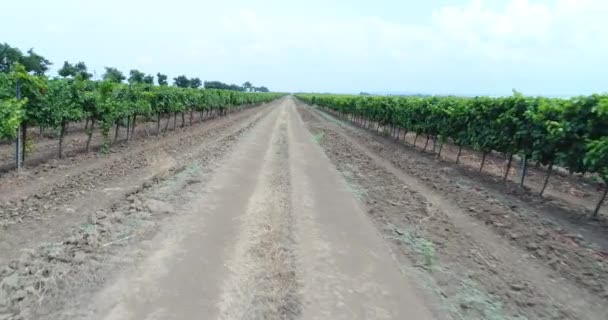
[296,103,608,320]
[76,104,291,320]
[50,98,438,320]
[217,107,301,320]
[287,99,436,320]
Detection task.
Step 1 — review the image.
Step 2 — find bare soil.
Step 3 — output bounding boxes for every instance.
[0,104,273,319]
[1,97,606,320]
[1,99,436,320]
[296,101,608,320]
[368,119,608,220]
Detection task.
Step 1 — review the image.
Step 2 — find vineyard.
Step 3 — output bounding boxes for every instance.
[1,48,608,319]
[0,63,282,169]
[296,93,608,217]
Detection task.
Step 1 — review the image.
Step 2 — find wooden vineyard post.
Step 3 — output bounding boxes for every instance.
[15,80,23,170]
[520,154,528,187]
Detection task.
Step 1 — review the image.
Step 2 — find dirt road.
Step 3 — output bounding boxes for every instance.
[3,98,434,319]
[2,97,606,320]
[87,98,435,319]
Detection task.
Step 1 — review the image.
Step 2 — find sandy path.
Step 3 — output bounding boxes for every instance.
[76,98,434,319]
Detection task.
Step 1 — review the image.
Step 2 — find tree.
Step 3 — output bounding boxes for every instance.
[190,77,202,89]
[58,61,92,80]
[21,49,52,75]
[58,61,76,78]
[143,74,154,84]
[0,43,23,73]
[0,44,51,75]
[73,62,92,80]
[243,81,253,92]
[102,67,125,83]
[157,73,168,86]
[257,86,269,92]
[128,69,146,84]
[204,81,245,91]
[173,75,190,88]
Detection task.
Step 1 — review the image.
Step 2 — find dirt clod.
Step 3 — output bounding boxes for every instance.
[510,283,526,291]
[145,199,173,213]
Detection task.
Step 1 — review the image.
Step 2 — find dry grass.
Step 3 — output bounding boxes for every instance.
[217,117,301,320]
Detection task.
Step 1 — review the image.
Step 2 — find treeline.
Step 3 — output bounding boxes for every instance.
[0,43,283,169]
[296,92,608,217]
[204,80,269,92]
[0,43,51,75]
[0,43,272,90]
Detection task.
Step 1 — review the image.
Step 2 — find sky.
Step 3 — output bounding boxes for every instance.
[1,0,607,96]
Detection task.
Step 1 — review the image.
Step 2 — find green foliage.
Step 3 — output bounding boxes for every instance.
[1,44,52,75]
[0,42,284,160]
[59,61,93,80]
[0,98,25,139]
[585,137,608,217]
[43,79,84,127]
[156,73,168,86]
[190,77,202,89]
[204,82,270,93]
[243,81,253,92]
[143,74,154,84]
[204,81,245,91]
[102,67,126,83]
[73,62,92,80]
[8,63,47,126]
[585,138,608,181]
[58,61,76,78]
[21,49,52,75]
[297,92,608,212]
[256,86,270,93]
[0,43,23,73]
[128,69,146,84]
[93,80,119,150]
[0,73,280,144]
[173,75,190,88]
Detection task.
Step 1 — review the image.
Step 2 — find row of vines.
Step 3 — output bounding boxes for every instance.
[0,63,283,163]
[295,92,608,217]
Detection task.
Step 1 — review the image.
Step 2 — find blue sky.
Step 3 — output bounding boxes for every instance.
[1,0,607,96]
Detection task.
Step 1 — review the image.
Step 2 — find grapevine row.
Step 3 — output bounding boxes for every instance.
[0,64,283,163]
[295,92,608,217]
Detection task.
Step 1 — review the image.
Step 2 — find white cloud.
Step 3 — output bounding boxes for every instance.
[201,0,607,68]
[13,0,607,94]
[429,0,608,63]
